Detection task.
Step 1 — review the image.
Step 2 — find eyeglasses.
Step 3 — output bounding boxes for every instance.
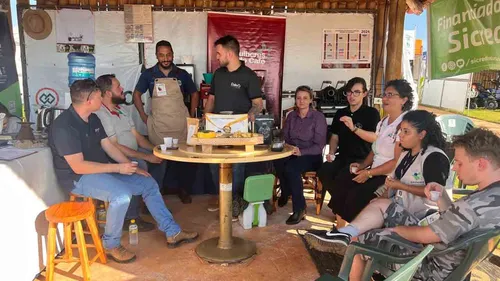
[382,92,400,98]
[86,82,99,101]
[343,90,363,97]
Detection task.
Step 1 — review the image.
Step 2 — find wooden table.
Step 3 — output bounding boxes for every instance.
[154,144,293,263]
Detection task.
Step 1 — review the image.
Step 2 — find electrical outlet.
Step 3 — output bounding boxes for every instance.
[374,97,383,105]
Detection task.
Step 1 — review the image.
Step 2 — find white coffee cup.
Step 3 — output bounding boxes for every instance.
[173,139,179,148]
[351,166,358,174]
[160,144,167,151]
[430,191,440,202]
[164,137,173,148]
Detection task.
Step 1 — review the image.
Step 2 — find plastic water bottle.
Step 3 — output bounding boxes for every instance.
[97,204,106,228]
[129,219,139,245]
[67,52,96,87]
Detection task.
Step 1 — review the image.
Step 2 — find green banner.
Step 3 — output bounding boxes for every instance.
[0,13,22,117]
[429,0,500,79]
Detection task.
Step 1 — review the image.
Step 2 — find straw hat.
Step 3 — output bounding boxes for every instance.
[22,10,52,40]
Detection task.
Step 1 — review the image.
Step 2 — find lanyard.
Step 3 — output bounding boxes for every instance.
[397,152,419,180]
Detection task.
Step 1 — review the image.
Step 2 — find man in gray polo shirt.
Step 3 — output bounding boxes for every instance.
[96,74,165,232]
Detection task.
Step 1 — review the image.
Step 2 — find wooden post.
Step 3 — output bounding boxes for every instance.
[385,0,407,82]
[374,1,388,97]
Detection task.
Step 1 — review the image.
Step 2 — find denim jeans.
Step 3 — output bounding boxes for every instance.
[125,148,167,220]
[72,173,180,249]
[209,163,245,197]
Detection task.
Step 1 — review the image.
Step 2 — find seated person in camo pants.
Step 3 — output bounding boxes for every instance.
[308,128,500,281]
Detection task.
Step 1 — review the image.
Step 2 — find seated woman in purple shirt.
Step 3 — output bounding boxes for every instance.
[274,85,327,225]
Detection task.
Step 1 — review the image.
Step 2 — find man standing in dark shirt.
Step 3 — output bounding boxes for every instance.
[317,77,380,214]
[204,35,263,119]
[203,35,264,214]
[49,79,198,263]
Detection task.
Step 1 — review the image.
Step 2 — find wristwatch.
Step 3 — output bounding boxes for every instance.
[352,125,359,133]
[367,170,373,178]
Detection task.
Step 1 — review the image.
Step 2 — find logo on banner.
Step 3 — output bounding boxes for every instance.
[240,43,270,65]
[35,88,60,107]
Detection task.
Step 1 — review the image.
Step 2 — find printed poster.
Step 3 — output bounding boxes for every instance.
[124,5,153,43]
[322,28,372,69]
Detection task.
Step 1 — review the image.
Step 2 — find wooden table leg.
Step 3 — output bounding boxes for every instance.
[195,163,257,263]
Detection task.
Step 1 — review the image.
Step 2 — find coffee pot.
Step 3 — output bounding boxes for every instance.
[37,107,65,132]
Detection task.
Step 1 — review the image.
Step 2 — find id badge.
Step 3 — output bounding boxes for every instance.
[155,83,167,96]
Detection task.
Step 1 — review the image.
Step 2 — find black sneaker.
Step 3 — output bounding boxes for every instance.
[304,228,351,255]
[123,217,156,232]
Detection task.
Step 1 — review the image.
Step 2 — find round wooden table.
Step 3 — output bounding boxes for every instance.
[154,144,293,263]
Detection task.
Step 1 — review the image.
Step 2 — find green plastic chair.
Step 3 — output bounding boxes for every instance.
[384,245,434,281]
[436,114,474,143]
[337,229,500,281]
[315,246,433,281]
[240,174,275,229]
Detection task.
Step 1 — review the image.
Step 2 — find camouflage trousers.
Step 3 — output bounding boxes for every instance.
[357,202,445,281]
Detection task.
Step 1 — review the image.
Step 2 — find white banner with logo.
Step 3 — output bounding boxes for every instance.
[56,9,96,53]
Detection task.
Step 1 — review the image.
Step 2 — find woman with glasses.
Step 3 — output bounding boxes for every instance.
[274,85,327,224]
[317,77,380,218]
[326,79,414,225]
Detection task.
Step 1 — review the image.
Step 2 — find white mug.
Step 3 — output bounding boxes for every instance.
[160,144,167,151]
[164,137,173,148]
[173,139,179,148]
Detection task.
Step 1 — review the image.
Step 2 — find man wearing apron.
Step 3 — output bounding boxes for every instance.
[133,40,199,203]
[204,35,264,215]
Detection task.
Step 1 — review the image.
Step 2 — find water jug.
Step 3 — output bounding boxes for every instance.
[68,52,96,87]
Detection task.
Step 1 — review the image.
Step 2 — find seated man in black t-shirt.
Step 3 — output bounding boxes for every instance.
[49,79,198,263]
[316,78,380,215]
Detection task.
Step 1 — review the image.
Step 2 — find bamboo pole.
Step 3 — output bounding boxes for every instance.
[374,0,387,97]
[385,0,406,82]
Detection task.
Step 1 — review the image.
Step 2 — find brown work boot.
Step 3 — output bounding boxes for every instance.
[166,230,199,248]
[178,189,192,204]
[105,245,136,263]
[207,196,219,212]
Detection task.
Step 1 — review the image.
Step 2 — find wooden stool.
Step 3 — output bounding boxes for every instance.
[45,202,107,281]
[272,172,326,215]
[69,193,109,225]
[302,171,325,215]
